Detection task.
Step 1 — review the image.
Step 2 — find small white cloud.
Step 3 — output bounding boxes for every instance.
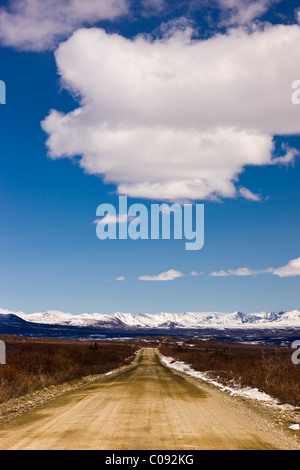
[217,0,281,26]
[190,271,204,276]
[273,257,300,277]
[210,267,273,276]
[0,0,129,51]
[210,270,230,277]
[238,187,261,201]
[272,147,299,166]
[93,214,135,225]
[228,267,273,276]
[115,276,125,281]
[138,269,185,281]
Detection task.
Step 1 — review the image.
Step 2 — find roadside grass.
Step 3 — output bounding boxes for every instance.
[159,339,300,407]
[0,336,137,403]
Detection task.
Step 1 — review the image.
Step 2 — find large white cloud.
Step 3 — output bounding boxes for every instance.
[0,0,129,51]
[42,24,300,202]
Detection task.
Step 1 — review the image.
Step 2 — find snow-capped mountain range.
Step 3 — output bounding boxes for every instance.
[1,308,300,330]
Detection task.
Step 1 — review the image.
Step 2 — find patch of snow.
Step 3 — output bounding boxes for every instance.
[161,355,297,410]
[289,424,300,430]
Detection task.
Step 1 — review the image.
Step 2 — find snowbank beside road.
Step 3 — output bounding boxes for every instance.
[160,355,296,411]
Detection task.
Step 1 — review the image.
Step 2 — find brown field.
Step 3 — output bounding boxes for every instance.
[158,337,300,407]
[0,335,138,403]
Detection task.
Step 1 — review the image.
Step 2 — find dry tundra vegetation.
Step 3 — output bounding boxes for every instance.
[0,334,300,409]
[0,335,138,403]
[159,338,300,407]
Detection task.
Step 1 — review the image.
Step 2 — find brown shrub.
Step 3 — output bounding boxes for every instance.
[160,340,300,407]
[0,337,137,403]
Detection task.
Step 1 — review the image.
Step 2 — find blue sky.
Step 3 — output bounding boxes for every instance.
[1,0,300,315]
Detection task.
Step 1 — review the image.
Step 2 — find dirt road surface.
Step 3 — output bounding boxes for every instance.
[0,348,298,450]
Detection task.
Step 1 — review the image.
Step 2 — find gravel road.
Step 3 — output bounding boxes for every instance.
[0,348,299,450]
